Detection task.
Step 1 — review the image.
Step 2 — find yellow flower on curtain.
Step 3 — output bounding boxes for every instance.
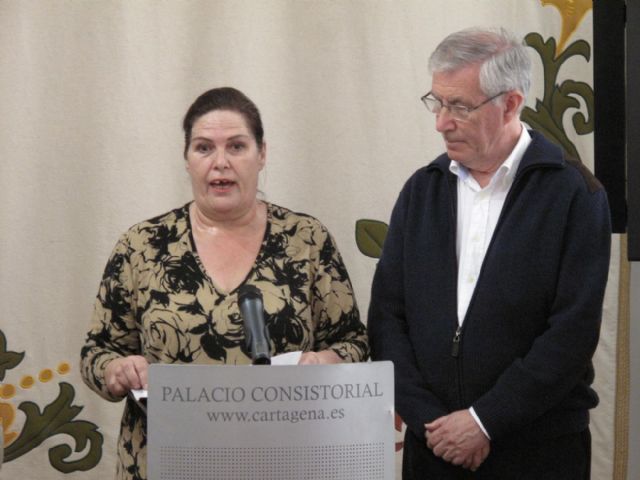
[540,0,593,56]
[1,400,18,445]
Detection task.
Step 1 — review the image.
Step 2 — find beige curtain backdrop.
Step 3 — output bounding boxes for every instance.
[0,1,629,479]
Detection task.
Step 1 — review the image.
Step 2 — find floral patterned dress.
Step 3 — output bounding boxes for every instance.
[80,202,369,480]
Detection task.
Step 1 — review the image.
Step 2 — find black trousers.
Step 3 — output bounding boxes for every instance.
[402,427,592,480]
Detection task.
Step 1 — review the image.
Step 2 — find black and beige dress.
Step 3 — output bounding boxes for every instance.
[80,202,369,480]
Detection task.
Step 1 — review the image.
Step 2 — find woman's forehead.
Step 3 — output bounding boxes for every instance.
[192,110,250,135]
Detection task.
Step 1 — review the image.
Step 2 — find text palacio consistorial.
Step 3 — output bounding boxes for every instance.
[162,382,384,403]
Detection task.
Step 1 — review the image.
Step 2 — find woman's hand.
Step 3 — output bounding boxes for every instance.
[298,349,343,365]
[104,355,149,396]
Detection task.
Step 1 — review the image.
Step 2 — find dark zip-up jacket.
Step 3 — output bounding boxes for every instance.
[368,131,611,446]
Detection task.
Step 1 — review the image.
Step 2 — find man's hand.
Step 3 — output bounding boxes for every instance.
[104,355,149,396]
[425,410,490,471]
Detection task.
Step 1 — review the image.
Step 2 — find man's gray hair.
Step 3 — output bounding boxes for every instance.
[428,27,531,108]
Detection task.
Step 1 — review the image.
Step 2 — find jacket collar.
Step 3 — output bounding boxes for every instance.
[426,130,565,176]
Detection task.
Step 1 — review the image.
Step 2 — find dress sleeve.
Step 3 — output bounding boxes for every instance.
[309,225,369,362]
[80,232,141,401]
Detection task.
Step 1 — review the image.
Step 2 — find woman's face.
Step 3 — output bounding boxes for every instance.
[186,109,266,221]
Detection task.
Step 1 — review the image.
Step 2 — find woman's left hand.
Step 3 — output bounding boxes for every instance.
[298,349,343,365]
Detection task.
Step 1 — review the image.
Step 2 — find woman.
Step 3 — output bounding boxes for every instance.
[80,87,368,480]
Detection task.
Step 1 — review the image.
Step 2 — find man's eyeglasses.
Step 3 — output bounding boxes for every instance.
[420,91,507,121]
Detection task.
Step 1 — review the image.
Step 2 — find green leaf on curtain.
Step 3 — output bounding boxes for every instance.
[0,329,25,381]
[4,382,103,472]
[522,32,594,161]
[355,219,388,259]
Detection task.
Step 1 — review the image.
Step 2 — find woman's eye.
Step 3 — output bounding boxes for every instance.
[194,143,212,154]
[229,143,246,153]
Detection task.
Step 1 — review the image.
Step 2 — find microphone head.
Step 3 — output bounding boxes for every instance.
[252,355,271,365]
[237,284,271,365]
[238,284,262,303]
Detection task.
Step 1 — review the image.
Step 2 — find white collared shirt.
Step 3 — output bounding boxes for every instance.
[450,125,532,325]
[449,125,531,440]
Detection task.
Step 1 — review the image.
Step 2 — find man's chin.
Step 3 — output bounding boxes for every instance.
[445,142,463,154]
[446,147,463,161]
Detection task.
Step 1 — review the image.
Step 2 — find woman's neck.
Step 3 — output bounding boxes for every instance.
[190,201,266,234]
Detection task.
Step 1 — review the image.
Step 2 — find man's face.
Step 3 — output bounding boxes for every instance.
[430,64,507,170]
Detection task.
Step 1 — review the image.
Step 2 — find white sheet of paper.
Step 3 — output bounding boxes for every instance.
[131,388,147,401]
[270,350,302,365]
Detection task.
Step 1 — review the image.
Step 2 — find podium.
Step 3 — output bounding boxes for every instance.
[147,362,394,479]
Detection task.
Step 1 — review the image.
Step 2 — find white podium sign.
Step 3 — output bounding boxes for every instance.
[148,361,394,480]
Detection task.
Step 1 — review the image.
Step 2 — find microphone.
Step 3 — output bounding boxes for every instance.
[238,285,271,365]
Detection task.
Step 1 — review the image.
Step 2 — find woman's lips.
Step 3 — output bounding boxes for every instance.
[209,179,236,192]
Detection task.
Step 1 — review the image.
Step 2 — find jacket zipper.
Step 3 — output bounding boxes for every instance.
[446,172,466,407]
[451,325,462,357]
[452,323,465,408]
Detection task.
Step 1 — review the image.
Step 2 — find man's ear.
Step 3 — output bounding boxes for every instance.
[503,91,525,121]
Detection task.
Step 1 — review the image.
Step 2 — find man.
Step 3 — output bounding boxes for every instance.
[368,27,611,479]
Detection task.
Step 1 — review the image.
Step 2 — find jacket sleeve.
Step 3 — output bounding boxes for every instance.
[310,225,369,362]
[368,183,449,438]
[473,182,612,440]
[80,232,141,402]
